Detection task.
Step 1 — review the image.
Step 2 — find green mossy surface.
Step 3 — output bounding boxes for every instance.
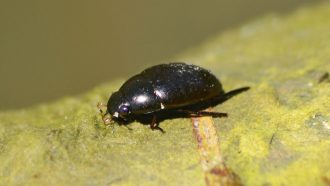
[1,3,330,186]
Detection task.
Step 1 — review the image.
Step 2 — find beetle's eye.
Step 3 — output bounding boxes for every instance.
[119,105,130,116]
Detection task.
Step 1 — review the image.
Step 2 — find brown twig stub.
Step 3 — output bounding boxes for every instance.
[192,115,242,186]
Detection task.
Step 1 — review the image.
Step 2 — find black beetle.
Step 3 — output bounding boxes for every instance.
[99,62,249,132]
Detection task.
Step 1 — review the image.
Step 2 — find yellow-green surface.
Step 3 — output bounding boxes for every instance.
[1,3,330,186]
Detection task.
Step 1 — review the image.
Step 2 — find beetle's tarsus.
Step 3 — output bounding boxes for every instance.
[150,115,165,133]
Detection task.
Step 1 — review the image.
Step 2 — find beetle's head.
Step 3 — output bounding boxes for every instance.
[107,91,131,123]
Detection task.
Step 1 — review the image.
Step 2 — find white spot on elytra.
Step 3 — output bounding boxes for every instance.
[113,112,119,118]
[160,103,165,109]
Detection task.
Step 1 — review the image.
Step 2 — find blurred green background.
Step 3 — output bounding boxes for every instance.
[0,0,324,110]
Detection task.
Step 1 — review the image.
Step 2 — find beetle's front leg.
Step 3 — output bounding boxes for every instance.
[150,115,165,133]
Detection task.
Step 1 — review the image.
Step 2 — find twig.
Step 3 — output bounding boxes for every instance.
[191,115,242,186]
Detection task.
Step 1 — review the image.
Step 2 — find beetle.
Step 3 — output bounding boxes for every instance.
[99,62,249,132]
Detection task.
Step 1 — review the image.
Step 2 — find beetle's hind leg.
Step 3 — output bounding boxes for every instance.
[176,109,228,118]
[150,115,165,133]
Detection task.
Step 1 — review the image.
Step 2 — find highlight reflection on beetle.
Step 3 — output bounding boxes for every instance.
[98,62,249,132]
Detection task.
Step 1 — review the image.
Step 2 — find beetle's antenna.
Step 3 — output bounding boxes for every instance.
[97,102,112,125]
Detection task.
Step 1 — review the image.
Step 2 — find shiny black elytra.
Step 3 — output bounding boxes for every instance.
[100,62,249,132]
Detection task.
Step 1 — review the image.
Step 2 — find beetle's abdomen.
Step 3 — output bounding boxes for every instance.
[141,63,224,109]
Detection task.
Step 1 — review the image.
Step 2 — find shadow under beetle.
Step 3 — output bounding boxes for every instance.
[99,62,249,133]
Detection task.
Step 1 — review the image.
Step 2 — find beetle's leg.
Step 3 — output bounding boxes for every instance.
[150,115,165,133]
[176,109,228,118]
[196,111,228,117]
[215,86,250,104]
